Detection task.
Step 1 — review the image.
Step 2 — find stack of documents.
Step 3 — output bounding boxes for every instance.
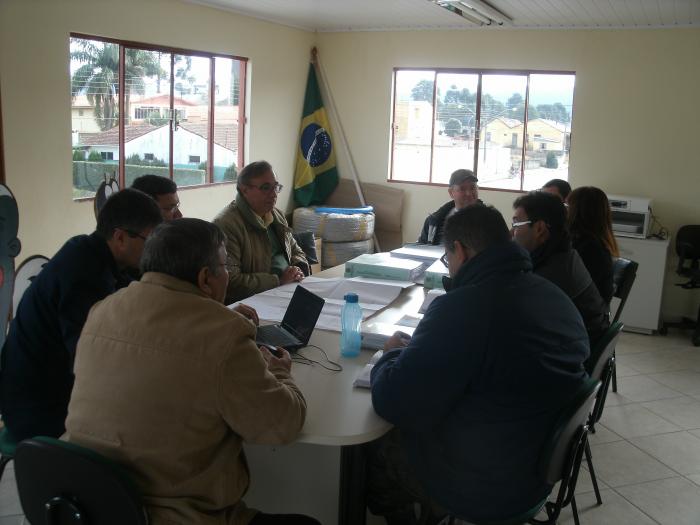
[390,243,444,264]
[423,259,449,289]
[345,253,425,281]
[419,288,447,314]
[353,350,384,389]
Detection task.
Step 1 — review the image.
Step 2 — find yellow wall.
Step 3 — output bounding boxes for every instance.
[316,28,700,319]
[1,2,698,320]
[0,0,314,258]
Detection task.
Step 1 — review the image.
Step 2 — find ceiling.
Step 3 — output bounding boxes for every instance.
[182,0,699,32]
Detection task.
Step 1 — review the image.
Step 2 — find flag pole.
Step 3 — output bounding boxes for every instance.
[311,47,381,252]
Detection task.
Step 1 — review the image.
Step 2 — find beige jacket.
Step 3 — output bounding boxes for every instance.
[213,194,309,304]
[64,273,306,525]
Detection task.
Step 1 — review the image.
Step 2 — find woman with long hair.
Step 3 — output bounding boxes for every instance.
[567,186,619,304]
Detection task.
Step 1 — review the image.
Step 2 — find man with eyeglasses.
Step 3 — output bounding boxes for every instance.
[368,204,589,524]
[0,189,162,442]
[214,161,309,303]
[131,174,183,221]
[417,169,481,245]
[511,191,609,344]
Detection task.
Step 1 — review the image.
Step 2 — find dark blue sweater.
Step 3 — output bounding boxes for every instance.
[371,240,589,522]
[0,233,129,440]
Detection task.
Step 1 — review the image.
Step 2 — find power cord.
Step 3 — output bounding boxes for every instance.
[292,344,343,372]
[648,207,669,240]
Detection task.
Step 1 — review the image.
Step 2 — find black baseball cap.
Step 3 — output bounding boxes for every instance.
[449,169,478,186]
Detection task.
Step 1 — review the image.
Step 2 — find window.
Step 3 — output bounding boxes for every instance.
[390,69,575,191]
[70,35,247,199]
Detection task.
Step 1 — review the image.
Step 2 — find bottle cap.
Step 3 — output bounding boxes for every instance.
[344,292,359,303]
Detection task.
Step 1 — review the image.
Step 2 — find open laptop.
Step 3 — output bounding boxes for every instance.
[256,285,326,351]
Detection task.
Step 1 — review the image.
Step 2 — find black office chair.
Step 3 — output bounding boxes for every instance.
[660,225,700,346]
[442,379,601,525]
[609,257,638,392]
[582,322,624,507]
[14,436,148,525]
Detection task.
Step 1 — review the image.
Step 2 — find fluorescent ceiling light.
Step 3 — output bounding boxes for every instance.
[433,0,512,26]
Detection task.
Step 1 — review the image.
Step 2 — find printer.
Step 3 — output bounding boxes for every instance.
[606,194,652,239]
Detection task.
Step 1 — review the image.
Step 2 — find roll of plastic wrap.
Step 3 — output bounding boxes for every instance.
[322,239,374,268]
[293,206,375,242]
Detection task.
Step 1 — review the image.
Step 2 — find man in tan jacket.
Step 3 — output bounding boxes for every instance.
[64,218,319,525]
[213,161,309,304]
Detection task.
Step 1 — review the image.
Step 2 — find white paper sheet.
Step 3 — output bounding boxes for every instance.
[229,277,400,332]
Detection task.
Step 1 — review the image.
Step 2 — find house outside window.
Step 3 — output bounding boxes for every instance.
[70,35,247,199]
[390,68,575,191]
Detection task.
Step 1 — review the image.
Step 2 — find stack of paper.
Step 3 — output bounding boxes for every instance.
[423,259,449,289]
[345,253,426,282]
[419,288,447,314]
[353,350,384,389]
[390,243,444,264]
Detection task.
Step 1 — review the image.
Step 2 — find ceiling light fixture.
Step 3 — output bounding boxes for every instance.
[432,0,513,26]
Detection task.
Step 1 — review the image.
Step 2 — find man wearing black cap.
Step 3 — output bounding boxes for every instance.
[417,169,481,245]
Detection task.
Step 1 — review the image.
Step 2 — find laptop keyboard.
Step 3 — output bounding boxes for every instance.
[257,325,298,348]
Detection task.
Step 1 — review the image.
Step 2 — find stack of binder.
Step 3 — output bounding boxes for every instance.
[423,259,449,289]
[344,253,425,281]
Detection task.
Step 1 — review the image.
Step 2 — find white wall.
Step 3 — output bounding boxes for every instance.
[316,28,700,321]
[0,0,314,258]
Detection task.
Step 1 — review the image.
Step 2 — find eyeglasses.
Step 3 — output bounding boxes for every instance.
[511,220,532,229]
[122,229,148,241]
[247,182,284,194]
[440,253,449,268]
[161,202,180,213]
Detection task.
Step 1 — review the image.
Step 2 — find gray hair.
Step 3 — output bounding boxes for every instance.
[140,218,225,286]
[237,160,273,189]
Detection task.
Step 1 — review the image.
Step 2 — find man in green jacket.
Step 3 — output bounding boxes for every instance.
[214,161,309,303]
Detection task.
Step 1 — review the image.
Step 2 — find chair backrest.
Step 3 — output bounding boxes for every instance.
[588,322,624,425]
[15,436,147,525]
[537,378,601,486]
[12,255,49,319]
[611,257,638,324]
[675,225,700,275]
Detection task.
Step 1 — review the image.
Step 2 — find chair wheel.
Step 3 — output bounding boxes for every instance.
[658,326,668,335]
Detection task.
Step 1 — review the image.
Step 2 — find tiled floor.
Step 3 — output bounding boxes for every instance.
[2,331,700,524]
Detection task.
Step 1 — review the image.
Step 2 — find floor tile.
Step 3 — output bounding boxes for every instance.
[601,404,682,438]
[642,396,700,430]
[630,431,700,475]
[613,362,641,377]
[552,488,658,524]
[585,440,676,487]
[611,375,682,403]
[0,470,22,517]
[648,370,700,396]
[617,476,700,525]
[0,517,23,525]
[587,423,624,445]
[621,350,696,375]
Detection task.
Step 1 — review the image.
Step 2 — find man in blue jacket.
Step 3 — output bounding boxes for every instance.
[0,188,162,442]
[369,204,589,524]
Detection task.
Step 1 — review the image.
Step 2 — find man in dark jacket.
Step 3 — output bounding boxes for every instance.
[369,204,589,524]
[512,191,610,344]
[0,189,162,442]
[417,169,480,245]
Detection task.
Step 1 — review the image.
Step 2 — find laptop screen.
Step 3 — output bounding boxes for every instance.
[280,285,326,344]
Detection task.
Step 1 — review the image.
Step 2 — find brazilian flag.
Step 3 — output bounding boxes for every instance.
[293,64,339,206]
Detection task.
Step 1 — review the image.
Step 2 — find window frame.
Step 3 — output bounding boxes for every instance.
[70,33,248,198]
[389,67,575,193]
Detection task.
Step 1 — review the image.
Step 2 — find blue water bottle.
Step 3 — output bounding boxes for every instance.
[340,293,362,358]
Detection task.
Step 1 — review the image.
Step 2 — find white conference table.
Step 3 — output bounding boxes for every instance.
[243,265,428,524]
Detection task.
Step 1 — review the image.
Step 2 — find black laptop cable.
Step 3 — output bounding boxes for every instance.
[293,344,343,372]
